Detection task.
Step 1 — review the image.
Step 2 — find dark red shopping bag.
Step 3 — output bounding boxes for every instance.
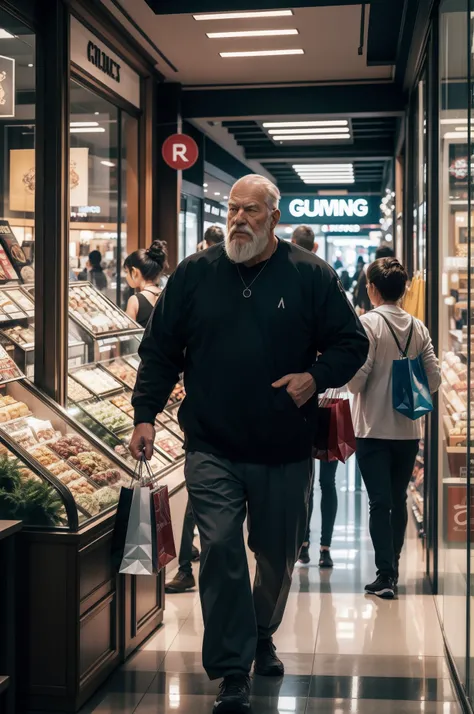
[333,397,356,463]
[153,485,176,571]
[313,393,355,464]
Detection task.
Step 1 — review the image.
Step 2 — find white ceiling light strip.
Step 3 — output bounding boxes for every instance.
[264,120,349,128]
[207,29,298,38]
[194,10,293,20]
[272,133,350,140]
[268,127,350,135]
[220,49,304,58]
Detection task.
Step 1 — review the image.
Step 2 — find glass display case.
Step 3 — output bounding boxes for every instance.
[0,285,87,378]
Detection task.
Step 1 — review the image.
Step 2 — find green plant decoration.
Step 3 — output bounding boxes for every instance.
[0,455,62,526]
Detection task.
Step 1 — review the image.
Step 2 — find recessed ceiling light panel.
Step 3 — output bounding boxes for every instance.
[194,10,293,20]
[268,127,350,135]
[271,133,350,141]
[263,120,349,128]
[207,29,298,38]
[220,49,304,58]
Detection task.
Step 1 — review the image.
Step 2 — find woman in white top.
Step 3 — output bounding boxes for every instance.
[348,257,440,599]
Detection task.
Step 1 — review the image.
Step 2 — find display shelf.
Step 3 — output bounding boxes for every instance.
[67,282,141,338]
[69,364,124,397]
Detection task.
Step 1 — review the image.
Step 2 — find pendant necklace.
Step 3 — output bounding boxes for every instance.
[236,240,278,299]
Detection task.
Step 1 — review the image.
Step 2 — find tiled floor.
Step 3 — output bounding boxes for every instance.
[79,460,462,714]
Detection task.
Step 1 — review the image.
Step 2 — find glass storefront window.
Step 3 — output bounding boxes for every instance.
[179,194,202,261]
[69,80,138,308]
[438,0,469,689]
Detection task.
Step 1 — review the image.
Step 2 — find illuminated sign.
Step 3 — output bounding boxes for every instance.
[321,224,361,233]
[279,195,379,225]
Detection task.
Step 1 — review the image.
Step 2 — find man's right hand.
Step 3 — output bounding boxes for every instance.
[129,423,155,461]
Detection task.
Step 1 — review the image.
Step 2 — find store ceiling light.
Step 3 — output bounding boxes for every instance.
[268,127,350,135]
[100,160,115,168]
[220,49,304,58]
[70,127,105,133]
[0,29,15,39]
[264,120,349,128]
[70,122,99,127]
[293,164,353,168]
[194,10,293,20]
[215,192,221,196]
[204,189,208,193]
[207,29,298,38]
[272,133,350,141]
[444,131,468,139]
[27,63,33,68]
[302,178,355,184]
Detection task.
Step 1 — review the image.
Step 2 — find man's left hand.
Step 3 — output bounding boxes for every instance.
[272,372,316,407]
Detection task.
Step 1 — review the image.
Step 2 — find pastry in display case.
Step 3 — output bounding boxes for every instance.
[0,374,147,530]
[70,365,124,396]
[102,357,138,390]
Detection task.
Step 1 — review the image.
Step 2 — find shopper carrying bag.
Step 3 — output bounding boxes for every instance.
[348,257,440,600]
[313,388,356,463]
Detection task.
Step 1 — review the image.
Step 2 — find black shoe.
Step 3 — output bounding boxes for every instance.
[319,550,334,568]
[365,575,395,599]
[213,674,251,713]
[191,545,200,562]
[298,544,310,564]
[254,637,285,677]
[165,570,195,594]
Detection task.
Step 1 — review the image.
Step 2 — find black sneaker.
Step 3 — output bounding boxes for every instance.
[165,570,195,594]
[365,575,395,599]
[191,545,200,562]
[213,674,251,713]
[254,637,285,677]
[298,544,310,564]
[319,550,334,568]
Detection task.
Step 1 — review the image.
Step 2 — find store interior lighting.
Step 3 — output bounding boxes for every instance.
[273,134,350,141]
[70,127,105,133]
[100,161,115,168]
[194,10,293,20]
[267,120,351,143]
[0,28,15,39]
[220,49,304,58]
[70,122,100,127]
[207,29,298,38]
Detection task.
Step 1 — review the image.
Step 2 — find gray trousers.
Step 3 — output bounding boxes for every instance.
[185,451,313,680]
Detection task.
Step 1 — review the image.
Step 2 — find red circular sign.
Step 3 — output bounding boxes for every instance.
[162,134,199,170]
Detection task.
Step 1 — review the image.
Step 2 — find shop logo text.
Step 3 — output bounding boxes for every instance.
[87,41,121,83]
[289,198,369,219]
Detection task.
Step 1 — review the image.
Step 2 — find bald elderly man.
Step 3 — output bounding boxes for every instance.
[130,175,368,713]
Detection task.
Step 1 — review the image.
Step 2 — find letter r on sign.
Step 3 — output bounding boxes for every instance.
[172,144,189,163]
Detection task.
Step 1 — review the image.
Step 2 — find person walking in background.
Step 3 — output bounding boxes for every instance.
[78,250,108,292]
[349,257,440,599]
[353,244,394,315]
[124,241,168,328]
[197,224,225,252]
[291,224,338,569]
[291,224,318,254]
[165,500,200,593]
[130,174,368,714]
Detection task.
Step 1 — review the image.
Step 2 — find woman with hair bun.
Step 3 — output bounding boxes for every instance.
[124,241,168,328]
[349,257,440,600]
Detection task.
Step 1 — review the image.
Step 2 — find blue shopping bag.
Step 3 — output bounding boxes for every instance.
[379,313,433,421]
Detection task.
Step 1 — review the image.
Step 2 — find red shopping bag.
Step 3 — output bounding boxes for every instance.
[153,485,176,571]
[313,392,356,464]
[333,397,356,463]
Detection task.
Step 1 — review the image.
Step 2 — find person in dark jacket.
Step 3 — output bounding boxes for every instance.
[78,250,108,292]
[130,174,368,714]
[353,244,395,314]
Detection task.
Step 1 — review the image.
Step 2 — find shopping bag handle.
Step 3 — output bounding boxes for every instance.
[130,452,155,487]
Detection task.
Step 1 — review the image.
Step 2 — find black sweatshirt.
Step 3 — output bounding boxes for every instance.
[132,240,369,464]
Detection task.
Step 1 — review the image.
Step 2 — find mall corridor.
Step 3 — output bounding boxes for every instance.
[78,462,460,714]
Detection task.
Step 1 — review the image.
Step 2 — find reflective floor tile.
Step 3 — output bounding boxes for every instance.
[305,698,462,713]
[143,620,183,651]
[122,649,167,672]
[135,693,308,713]
[78,691,145,714]
[308,675,456,702]
[158,651,314,677]
[103,669,158,694]
[149,672,311,699]
[312,654,451,679]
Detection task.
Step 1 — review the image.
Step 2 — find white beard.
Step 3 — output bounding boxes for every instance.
[225,220,271,264]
